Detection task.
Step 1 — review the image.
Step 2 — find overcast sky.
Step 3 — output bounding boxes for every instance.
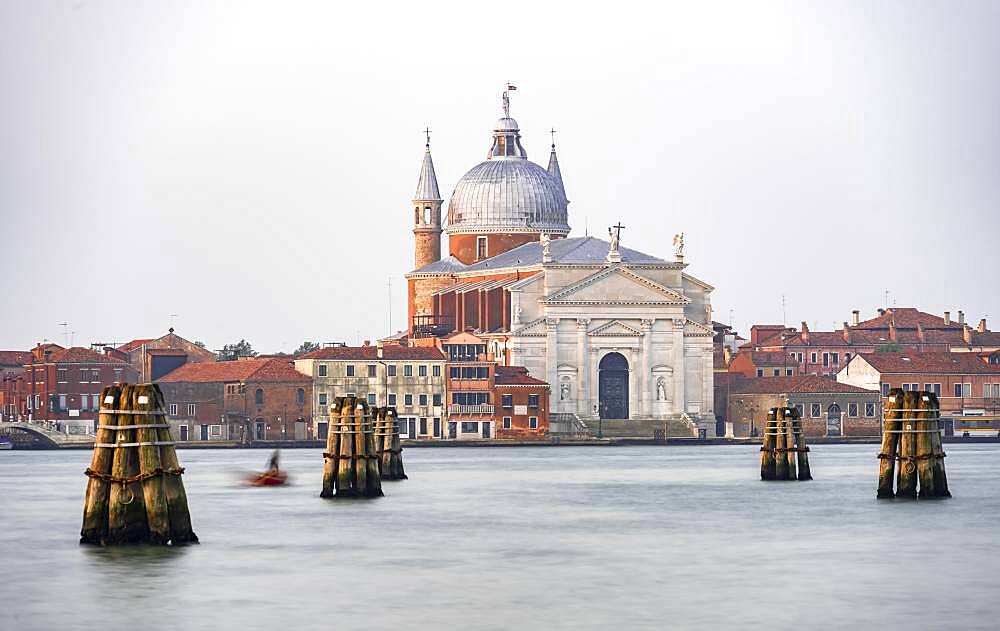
[1,0,998,353]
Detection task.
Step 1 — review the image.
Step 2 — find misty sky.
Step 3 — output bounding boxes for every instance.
[1,0,998,353]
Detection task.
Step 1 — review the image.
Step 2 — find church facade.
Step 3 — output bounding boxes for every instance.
[404,91,716,436]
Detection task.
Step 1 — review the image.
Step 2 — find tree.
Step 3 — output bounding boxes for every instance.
[219,339,257,361]
[193,341,206,349]
[294,341,320,356]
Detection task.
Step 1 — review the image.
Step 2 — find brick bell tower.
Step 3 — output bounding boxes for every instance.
[412,128,443,269]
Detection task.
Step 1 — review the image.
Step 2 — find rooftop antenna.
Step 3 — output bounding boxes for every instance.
[781,295,787,327]
[729,308,735,329]
[884,289,890,310]
[58,322,69,347]
[70,331,76,347]
[387,276,393,335]
[584,215,589,237]
[169,313,179,331]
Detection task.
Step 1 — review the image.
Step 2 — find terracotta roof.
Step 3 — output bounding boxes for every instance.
[732,375,877,395]
[961,331,1000,347]
[855,352,1000,375]
[856,308,958,330]
[158,358,308,383]
[44,347,128,365]
[117,339,152,353]
[494,366,548,386]
[301,345,446,361]
[0,351,32,367]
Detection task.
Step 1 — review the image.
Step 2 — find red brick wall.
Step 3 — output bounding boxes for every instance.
[16,361,140,422]
[494,385,549,439]
[449,233,542,266]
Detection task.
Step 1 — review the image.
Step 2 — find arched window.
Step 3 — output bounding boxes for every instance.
[423,207,431,224]
[296,388,305,406]
[255,388,264,405]
[414,207,420,224]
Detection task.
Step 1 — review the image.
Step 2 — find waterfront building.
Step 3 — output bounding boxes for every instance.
[404,91,716,437]
[749,308,996,377]
[0,350,32,422]
[837,351,1000,435]
[293,343,447,440]
[3,344,139,433]
[158,358,312,443]
[112,328,216,381]
[727,375,880,438]
[441,331,549,440]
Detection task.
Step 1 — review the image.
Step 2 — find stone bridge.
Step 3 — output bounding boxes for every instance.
[0,422,95,449]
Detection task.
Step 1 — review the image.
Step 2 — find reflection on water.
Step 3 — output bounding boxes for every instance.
[1,445,998,630]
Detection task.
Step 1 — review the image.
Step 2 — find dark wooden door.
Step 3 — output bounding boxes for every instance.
[179,425,189,441]
[200,424,209,440]
[599,352,629,420]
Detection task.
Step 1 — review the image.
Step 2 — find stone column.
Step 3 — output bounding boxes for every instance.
[546,318,559,411]
[577,318,590,416]
[640,319,654,417]
[629,346,640,419]
[672,317,686,415]
[590,347,601,419]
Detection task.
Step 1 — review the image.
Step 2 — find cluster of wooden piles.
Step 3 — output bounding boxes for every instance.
[320,397,384,498]
[877,389,950,499]
[80,384,198,545]
[760,406,812,481]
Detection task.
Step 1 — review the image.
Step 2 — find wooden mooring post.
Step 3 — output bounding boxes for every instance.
[877,389,950,499]
[374,407,407,480]
[320,396,383,498]
[80,383,197,545]
[761,406,811,481]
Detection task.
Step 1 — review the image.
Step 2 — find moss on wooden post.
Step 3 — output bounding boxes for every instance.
[895,391,919,499]
[80,385,121,544]
[760,409,777,481]
[877,389,903,498]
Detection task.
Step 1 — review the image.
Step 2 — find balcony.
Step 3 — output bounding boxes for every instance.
[448,404,494,415]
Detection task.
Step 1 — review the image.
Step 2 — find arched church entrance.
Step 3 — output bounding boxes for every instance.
[599,352,629,419]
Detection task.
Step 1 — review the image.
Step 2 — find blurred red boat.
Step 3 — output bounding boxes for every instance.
[246,470,288,486]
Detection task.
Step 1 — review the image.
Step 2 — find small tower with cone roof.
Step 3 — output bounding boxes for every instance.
[413,128,443,269]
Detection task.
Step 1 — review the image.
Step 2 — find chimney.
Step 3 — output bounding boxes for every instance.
[943,311,951,325]
[800,321,809,344]
[723,346,733,365]
[917,322,925,343]
[963,324,973,344]
[958,310,965,325]
[978,318,987,333]
[851,310,860,326]
[878,308,886,317]
[889,321,897,342]
[842,322,851,343]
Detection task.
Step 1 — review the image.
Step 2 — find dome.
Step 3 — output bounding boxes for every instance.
[447,159,570,234]
[446,114,569,235]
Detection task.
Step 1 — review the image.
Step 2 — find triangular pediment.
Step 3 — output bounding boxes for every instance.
[589,320,643,337]
[684,319,714,336]
[544,267,690,305]
[512,317,547,337]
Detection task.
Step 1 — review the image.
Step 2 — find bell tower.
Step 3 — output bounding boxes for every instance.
[413,128,443,269]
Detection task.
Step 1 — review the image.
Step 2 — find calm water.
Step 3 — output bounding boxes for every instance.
[1,444,998,630]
